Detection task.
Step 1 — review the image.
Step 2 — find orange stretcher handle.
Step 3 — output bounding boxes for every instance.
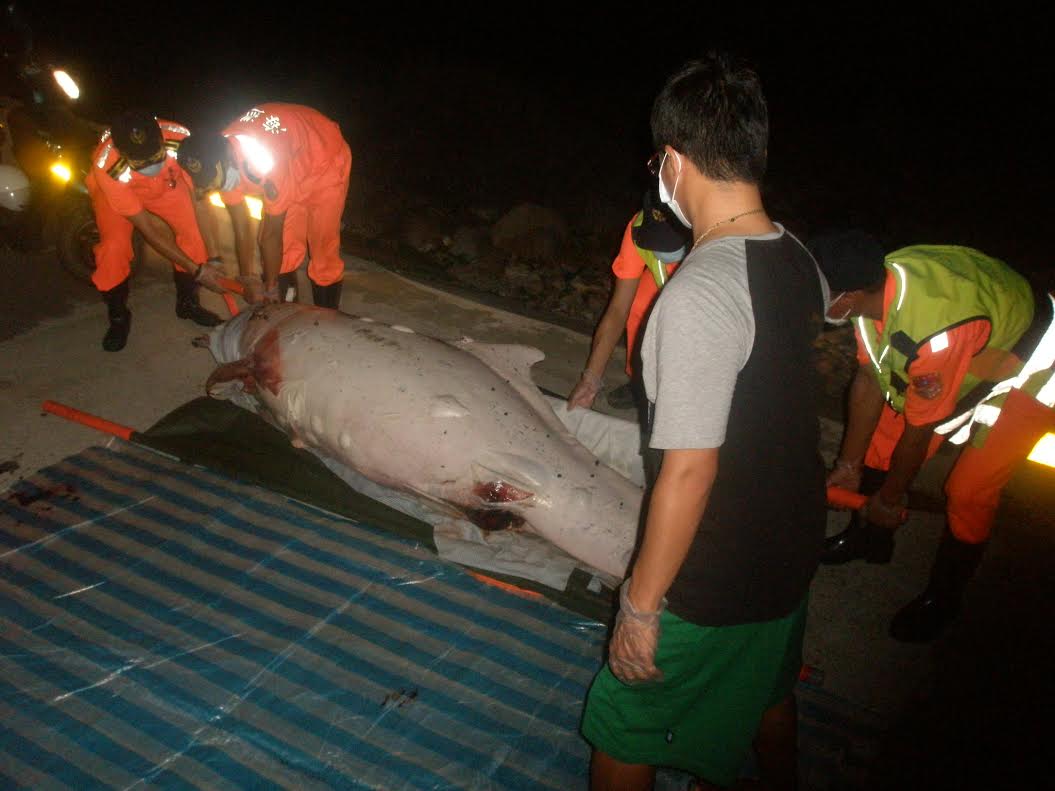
[827,486,867,510]
[827,485,908,520]
[467,570,545,600]
[222,293,240,317]
[216,276,245,295]
[41,400,136,441]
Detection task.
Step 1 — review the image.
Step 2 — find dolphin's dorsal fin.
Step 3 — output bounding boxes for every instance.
[454,341,544,383]
[453,341,573,438]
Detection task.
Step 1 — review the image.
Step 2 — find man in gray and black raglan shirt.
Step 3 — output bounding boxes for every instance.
[582,53,828,791]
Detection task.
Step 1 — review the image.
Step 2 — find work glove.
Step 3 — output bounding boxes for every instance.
[567,370,602,410]
[194,258,227,295]
[237,275,267,305]
[863,491,908,530]
[825,458,863,494]
[607,578,665,685]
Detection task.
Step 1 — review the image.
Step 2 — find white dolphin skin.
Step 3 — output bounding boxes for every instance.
[206,303,644,579]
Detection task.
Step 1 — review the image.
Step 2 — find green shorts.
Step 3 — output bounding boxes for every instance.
[581,596,807,787]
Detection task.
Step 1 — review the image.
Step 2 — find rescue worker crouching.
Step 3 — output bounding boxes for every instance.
[567,187,688,413]
[87,109,225,352]
[177,103,352,309]
[811,230,1055,642]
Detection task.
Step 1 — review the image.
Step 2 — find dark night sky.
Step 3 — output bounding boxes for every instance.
[12,1,1051,270]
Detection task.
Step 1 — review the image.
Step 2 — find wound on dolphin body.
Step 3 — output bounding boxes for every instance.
[473,480,533,504]
[464,508,525,532]
[462,480,535,531]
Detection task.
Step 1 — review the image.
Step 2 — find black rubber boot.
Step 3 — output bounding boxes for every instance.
[173,270,223,327]
[821,466,895,564]
[101,278,132,352]
[311,280,343,310]
[277,272,299,303]
[889,527,987,643]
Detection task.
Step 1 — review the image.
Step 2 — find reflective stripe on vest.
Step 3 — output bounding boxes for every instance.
[1037,370,1055,408]
[935,293,1055,443]
[630,211,668,289]
[856,262,909,402]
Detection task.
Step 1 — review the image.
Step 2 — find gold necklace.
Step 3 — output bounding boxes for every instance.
[691,208,766,250]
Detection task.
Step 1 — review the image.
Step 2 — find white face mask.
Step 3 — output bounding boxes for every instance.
[657,151,691,228]
[824,292,853,325]
[655,246,686,264]
[221,165,241,191]
[136,160,165,177]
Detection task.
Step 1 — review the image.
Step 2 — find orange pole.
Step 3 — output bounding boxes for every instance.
[223,293,240,317]
[41,400,136,441]
[216,276,246,295]
[827,485,908,520]
[466,570,545,600]
[827,486,867,510]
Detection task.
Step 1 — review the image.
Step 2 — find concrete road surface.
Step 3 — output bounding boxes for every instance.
[2,238,1053,788]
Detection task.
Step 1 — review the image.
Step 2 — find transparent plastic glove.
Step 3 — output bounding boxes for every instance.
[567,370,602,410]
[825,458,863,493]
[607,578,665,684]
[194,258,227,294]
[261,283,281,304]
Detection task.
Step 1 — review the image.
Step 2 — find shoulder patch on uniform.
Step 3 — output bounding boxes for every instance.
[107,156,128,179]
[911,372,943,400]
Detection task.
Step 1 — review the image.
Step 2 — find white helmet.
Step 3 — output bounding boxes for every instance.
[0,164,31,212]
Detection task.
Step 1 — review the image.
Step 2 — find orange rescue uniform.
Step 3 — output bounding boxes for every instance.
[856,274,1055,543]
[220,103,352,287]
[87,120,206,292]
[611,217,679,375]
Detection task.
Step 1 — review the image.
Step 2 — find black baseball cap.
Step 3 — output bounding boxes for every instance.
[110,109,163,163]
[631,189,690,254]
[807,229,887,292]
[177,132,228,191]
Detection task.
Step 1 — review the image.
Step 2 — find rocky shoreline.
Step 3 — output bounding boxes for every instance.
[341,200,859,422]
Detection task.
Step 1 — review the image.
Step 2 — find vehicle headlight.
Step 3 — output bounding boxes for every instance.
[50,162,72,183]
[52,70,80,100]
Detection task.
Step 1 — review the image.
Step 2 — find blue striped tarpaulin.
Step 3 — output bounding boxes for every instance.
[0,443,607,790]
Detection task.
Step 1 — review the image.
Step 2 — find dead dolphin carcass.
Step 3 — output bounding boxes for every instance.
[206,303,644,580]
